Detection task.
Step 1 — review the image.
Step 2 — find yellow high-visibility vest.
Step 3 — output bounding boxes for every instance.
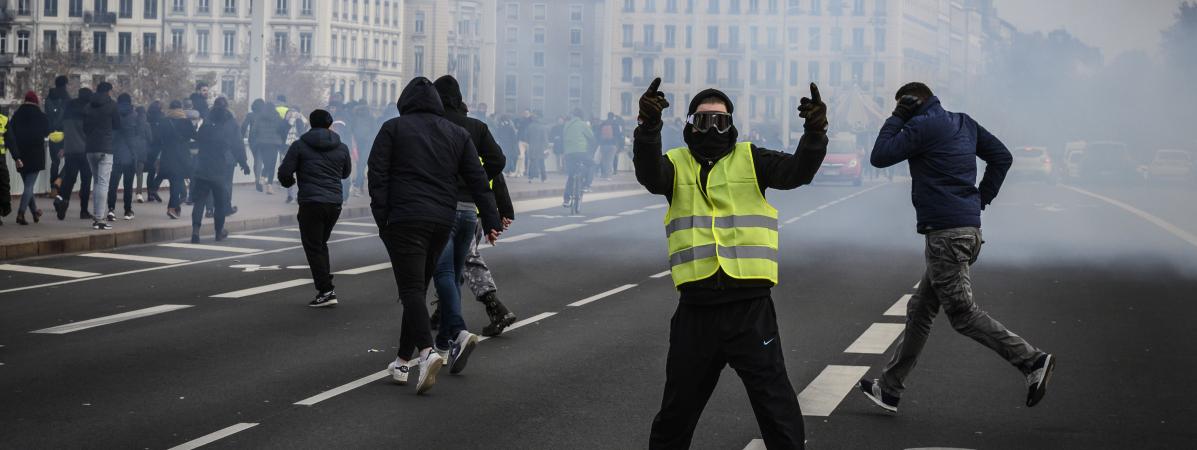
[0,114,8,155]
[664,142,779,288]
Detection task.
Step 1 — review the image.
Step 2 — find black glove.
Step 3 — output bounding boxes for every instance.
[638,77,670,126]
[893,95,921,122]
[241,164,251,176]
[0,203,11,217]
[797,83,827,133]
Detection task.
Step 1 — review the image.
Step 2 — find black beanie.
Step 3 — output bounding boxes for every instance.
[96,81,113,94]
[55,75,68,87]
[687,88,735,115]
[310,109,333,128]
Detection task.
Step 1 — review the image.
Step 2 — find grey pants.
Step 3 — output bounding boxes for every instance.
[880,227,1044,397]
[86,153,113,220]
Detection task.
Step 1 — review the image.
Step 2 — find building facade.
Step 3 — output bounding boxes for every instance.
[492,0,606,120]
[403,0,495,112]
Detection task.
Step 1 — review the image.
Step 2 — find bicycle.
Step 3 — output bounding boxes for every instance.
[563,156,590,215]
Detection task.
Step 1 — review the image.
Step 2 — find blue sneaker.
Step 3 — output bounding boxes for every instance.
[448,330,479,375]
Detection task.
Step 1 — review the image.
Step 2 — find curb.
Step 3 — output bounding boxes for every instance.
[0,182,642,261]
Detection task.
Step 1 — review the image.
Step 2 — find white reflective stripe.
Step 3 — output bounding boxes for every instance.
[665,215,778,236]
[669,244,778,266]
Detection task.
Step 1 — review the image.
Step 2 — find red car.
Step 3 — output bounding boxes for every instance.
[816,134,864,186]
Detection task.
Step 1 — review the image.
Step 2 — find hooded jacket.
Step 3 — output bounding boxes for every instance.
[366,77,501,233]
[870,96,1012,233]
[6,103,50,174]
[193,107,246,182]
[243,100,289,146]
[83,91,121,154]
[113,100,146,166]
[45,85,70,131]
[632,88,828,305]
[432,75,507,205]
[154,108,197,178]
[278,127,352,205]
[62,95,90,156]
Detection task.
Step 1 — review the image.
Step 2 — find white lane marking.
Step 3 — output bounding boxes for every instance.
[784,217,801,224]
[159,243,262,254]
[0,264,100,278]
[80,253,189,265]
[544,223,588,232]
[1063,184,1197,249]
[844,323,906,354]
[619,209,647,215]
[650,270,671,279]
[568,284,638,307]
[31,305,193,334]
[585,215,620,223]
[337,222,377,227]
[211,279,312,298]
[884,294,912,317]
[743,439,767,450]
[798,365,871,416]
[333,262,391,275]
[644,204,668,209]
[512,189,646,213]
[502,311,557,333]
[500,233,545,243]
[227,235,303,243]
[167,423,259,450]
[913,281,921,289]
[294,370,390,406]
[286,228,372,236]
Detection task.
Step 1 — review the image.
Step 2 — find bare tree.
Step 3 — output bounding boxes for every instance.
[121,51,196,105]
[238,45,329,115]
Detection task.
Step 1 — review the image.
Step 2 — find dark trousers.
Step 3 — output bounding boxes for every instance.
[107,162,136,212]
[297,203,342,293]
[166,175,187,209]
[57,153,92,213]
[49,142,63,181]
[190,178,229,233]
[0,156,9,216]
[650,296,805,450]
[379,221,452,361]
[251,143,279,185]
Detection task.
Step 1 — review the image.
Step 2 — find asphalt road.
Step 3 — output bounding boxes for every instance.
[2,178,1195,449]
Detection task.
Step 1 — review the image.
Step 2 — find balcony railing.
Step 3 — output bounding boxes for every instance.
[718,43,746,54]
[359,58,380,71]
[633,42,662,53]
[0,54,14,65]
[842,45,872,57]
[84,11,117,26]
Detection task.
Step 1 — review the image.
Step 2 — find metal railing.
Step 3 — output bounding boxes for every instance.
[83,11,117,26]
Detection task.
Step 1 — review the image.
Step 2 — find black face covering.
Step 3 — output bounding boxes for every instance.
[684,123,737,163]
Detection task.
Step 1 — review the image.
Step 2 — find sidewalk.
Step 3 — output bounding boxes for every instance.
[0,172,640,260]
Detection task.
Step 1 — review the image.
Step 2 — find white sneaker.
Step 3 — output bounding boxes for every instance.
[387,359,415,385]
[415,352,443,395]
[448,330,480,375]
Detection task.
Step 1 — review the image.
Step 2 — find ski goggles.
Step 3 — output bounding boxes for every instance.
[687,112,733,134]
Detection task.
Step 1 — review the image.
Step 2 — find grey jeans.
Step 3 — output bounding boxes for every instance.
[87,153,113,220]
[880,227,1044,397]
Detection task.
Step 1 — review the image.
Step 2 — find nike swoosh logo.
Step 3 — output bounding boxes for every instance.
[763,338,775,346]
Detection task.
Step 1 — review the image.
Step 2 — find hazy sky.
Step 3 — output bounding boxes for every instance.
[994,0,1185,59]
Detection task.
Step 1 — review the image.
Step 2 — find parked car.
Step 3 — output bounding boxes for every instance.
[1079,141,1137,182]
[815,132,863,186]
[1010,146,1054,182]
[1138,149,1194,181]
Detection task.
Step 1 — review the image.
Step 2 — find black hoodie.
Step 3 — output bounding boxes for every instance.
[83,91,121,154]
[432,75,507,205]
[367,77,501,233]
[278,128,352,205]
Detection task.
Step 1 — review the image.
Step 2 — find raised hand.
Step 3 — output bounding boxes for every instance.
[893,95,921,122]
[797,83,828,133]
[638,77,670,126]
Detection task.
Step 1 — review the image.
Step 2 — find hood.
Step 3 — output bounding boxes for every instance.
[65,97,90,120]
[207,106,233,125]
[89,92,113,108]
[432,76,467,114]
[397,77,445,116]
[300,128,343,151]
[118,101,134,116]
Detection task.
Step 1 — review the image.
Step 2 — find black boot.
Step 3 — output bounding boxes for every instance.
[479,292,517,337]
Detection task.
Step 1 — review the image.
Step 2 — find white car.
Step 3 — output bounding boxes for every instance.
[1063,141,1087,180]
[1011,146,1053,181]
[1139,149,1194,181]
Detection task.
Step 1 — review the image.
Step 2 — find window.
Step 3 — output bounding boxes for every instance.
[570,28,582,46]
[17,31,30,56]
[808,27,820,51]
[622,0,633,12]
[664,58,676,82]
[810,0,820,15]
[93,31,108,55]
[874,0,885,15]
[117,32,131,59]
[506,26,518,43]
[504,74,517,97]
[69,31,83,53]
[570,51,582,68]
[830,27,841,51]
[622,25,633,48]
[533,3,546,20]
[569,4,582,21]
[530,74,545,98]
[195,30,208,55]
[222,30,235,56]
[171,29,184,51]
[666,0,677,12]
[706,25,718,49]
[301,0,312,14]
[17,0,30,15]
[874,27,885,51]
[808,61,819,83]
[143,32,156,52]
[221,77,235,100]
[45,0,59,16]
[331,35,338,60]
[706,59,717,83]
[852,27,863,50]
[873,61,884,86]
[707,0,718,13]
[144,0,157,17]
[685,25,692,48]
[790,61,798,85]
[413,45,424,76]
[643,25,655,45]
[664,25,676,48]
[731,0,741,14]
[300,33,312,56]
[621,57,632,82]
[642,57,654,80]
[94,0,108,13]
[645,0,657,11]
[853,0,863,15]
[730,59,740,83]
[274,32,288,54]
[684,58,691,83]
[568,74,581,99]
[0,32,7,55]
[172,0,184,13]
[621,92,633,116]
[788,26,798,44]
[44,30,58,52]
[223,0,235,13]
[276,0,287,14]
[414,12,425,33]
[504,49,515,66]
[506,2,518,20]
[198,0,209,13]
[767,27,778,48]
[119,0,132,17]
[69,0,82,16]
[534,27,545,44]
[533,51,545,67]
[829,61,841,86]
[851,61,863,83]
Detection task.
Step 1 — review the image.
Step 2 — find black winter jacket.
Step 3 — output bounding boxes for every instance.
[62,98,88,156]
[435,88,506,204]
[278,128,352,205]
[6,103,50,174]
[83,92,121,154]
[154,110,197,178]
[193,107,246,182]
[366,78,501,233]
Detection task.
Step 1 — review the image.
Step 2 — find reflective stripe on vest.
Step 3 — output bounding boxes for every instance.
[664,142,779,288]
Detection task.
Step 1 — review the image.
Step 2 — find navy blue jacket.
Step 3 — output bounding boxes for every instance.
[870,97,1012,233]
[278,128,352,205]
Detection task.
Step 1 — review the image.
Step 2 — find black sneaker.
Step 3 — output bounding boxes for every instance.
[92,221,112,230]
[54,197,68,220]
[309,291,338,308]
[1025,353,1056,407]
[80,210,93,220]
[105,210,116,222]
[859,379,899,413]
[215,229,229,241]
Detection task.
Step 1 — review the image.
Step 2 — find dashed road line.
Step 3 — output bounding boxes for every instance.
[31,304,193,334]
[159,243,262,254]
[0,264,100,278]
[844,323,906,354]
[501,311,558,333]
[585,215,620,223]
[167,423,259,450]
[227,235,303,243]
[337,222,377,227]
[499,232,545,243]
[79,252,189,264]
[544,223,588,232]
[211,279,312,299]
[644,204,668,209]
[797,365,871,416]
[619,209,647,215]
[743,439,767,450]
[285,228,372,237]
[333,262,391,275]
[884,294,912,316]
[567,284,638,307]
[294,371,390,406]
[650,270,671,279]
